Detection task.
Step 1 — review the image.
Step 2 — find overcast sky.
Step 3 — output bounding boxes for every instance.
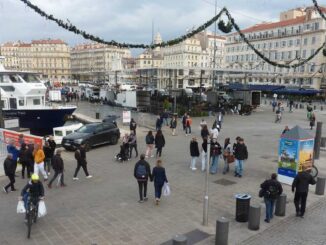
[0,0,313,47]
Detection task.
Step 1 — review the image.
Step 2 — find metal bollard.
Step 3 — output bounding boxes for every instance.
[248,204,261,231]
[172,235,187,245]
[321,106,323,111]
[275,194,286,216]
[321,137,326,148]
[215,217,229,245]
[315,177,326,196]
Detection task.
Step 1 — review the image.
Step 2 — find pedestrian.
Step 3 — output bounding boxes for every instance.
[155,130,165,158]
[201,138,208,172]
[162,109,169,126]
[210,125,219,139]
[48,150,65,188]
[19,143,30,179]
[275,108,282,123]
[73,143,92,180]
[201,125,209,140]
[190,137,200,170]
[260,173,283,223]
[234,138,248,177]
[170,116,177,136]
[43,141,52,176]
[128,131,138,158]
[272,100,277,112]
[309,113,316,130]
[130,118,137,135]
[33,143,48,181]
[145,131,155,158]
[292,167,316,218]
[18,134,25,146]
[210,138,222,174]
[47,136,56,175]
[134,154,152,203]
[7,140,19,173]
[200,119,207,129]
[26,141,34,175]
[185,115,192,136]
[182,113,187,132]
[222,138,232,174]
[282,126,290,135]
[151,159,168,205]
[217,112,223,129]
[3,153,17,193]
[122,133,130,158]
[289,100,294,112]
[155,115,162,132]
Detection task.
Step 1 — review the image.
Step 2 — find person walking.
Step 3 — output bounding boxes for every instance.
[309,113,316,130]
[130,118,137,135]
[43,141,52,176]
[201,125,210,140]
[7,140,19,174]
[234,138,248,178]
[182,113,187,132]
[282,126,290,135]
[201,138,208,172]
[289,100,294,112]
[3,153,17,193]
[185,115,192,136]
[200,119,207,129]
[217,112,223,129]
[155,116,162,132]
[47,136,56,175]
[170,116,177,136]
[292,168,316,218]
[26,142,34,175]
[155,130,165,158]
[210,125,219,139]
[134,154,152,203]
[48,150,65,188]
[272,100,277,112]
[19,143,30,179]
[145,131,155,158]
[128,131,138,158]
[222,138,232,174]
[162,110,169,126]
[190,137,200,170]
[210,138,222,174]
[73,143,92,180]
[33,143,48,181]
[151,159,168,205]
[260,173,283,223]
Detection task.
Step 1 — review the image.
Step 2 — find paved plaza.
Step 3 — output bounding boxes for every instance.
[0,102,325,245]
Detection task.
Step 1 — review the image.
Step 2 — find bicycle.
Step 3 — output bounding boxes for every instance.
[26,196,39,239]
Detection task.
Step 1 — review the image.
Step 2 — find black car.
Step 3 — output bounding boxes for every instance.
[61,122,120,151]
[102,115,120,126]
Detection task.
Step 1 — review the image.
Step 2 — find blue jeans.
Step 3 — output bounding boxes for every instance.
[186,126,191,134]
[264,198,275,221]
[235,159,244,176]
[154,182,164,199]
[210,155,220,174]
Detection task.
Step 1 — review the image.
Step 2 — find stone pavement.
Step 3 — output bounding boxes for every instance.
[0,102,325,245]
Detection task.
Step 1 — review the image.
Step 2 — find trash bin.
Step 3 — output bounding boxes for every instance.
[235,194,251,222]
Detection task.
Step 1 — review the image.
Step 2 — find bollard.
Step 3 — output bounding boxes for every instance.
[321,137,326,148]
[95,112,100,119]
[295,104,298,109]
[172,235,187,245]
[321,106,323,111]
[315,177,326,195]
[275,194,286,216]
[248,204,261,231]
[215,217,229,245]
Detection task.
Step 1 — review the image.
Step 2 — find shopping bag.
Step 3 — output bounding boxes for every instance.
[227,155,235,164]
[17,200,26,214]
[38,200,47,218]
[162,182,171,196]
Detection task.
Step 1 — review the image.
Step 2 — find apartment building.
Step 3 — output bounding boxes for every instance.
[225,6,326,89]
[71,43,132,81]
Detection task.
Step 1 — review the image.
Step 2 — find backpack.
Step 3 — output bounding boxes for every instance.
[136,164,147,178]
[266,184,279,199]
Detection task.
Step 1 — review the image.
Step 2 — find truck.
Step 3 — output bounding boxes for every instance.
[232,90,261,107]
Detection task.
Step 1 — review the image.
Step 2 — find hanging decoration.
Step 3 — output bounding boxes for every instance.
[312,0,326,21]
[218,20,233,33]
[323,49,326,57]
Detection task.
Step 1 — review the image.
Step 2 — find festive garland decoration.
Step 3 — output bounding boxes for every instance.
[312,0,326,21]
[19,0,325,68]
[323,49,326,56]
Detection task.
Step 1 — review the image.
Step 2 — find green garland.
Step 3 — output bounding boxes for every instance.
[218,20,233,33]
[312,0,326,21]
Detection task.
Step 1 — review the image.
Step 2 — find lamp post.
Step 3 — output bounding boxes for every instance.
[203,138,211,226]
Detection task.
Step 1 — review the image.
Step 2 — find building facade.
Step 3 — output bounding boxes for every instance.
[224,7,326,89]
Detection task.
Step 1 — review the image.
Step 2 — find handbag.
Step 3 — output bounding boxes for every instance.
[227,154,235,163]
[259,189,265,198]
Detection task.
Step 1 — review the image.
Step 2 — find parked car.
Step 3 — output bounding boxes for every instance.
[102,115,120,126]
[61,122,120,151]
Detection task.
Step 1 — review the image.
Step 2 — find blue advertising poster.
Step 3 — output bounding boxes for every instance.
[278,138,299,178]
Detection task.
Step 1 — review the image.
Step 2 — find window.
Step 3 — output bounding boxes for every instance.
[18,99,24,106]
[282,41,286,47]
[302,50,306,58]
[54,130,63,136]
[33,99,41,105]
[311,36,316,45]
[288,40,293,47]
[303,38,308,45]
[315,22,319,30]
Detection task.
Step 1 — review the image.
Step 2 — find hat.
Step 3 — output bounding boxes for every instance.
[31,174,39,181]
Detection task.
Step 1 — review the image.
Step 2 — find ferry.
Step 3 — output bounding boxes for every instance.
[0,57,77,136]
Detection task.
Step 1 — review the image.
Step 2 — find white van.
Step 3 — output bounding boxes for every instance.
[52,123,83,144]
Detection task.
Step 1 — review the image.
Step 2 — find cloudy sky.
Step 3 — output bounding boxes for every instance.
[0,0,313,47]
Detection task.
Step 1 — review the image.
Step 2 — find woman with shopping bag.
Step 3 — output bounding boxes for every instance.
[151,160,168,205]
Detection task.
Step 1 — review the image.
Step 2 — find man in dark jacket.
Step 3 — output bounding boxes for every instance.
[7,140,19,173]
[3,153,17,193]
[129,132,138,158]
[43,141,52,176]
[73,143,92,180]
[19,143,30,179]
[260,173,283,223]
[234,138,248,177]
[134,154,152,203]
[292,168,316,218]
[47,136,57,174]
[129,118,137,135]
[48,150,65,188]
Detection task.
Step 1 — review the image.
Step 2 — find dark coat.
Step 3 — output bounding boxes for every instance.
[156,118,162,128]
[210,142,222,156]
[134,159,151,181]
[190,141,200,157]
[21,180,44,197]
[146,135,155,144]
[18,146,29,163]
[292,171,316,193]
[43,146,52,159]
[260,179,283,199]
[75,148,87,165]
[7,145,19,161]
[234,143,248,160]
[52,154,64,172]
[152,166,168,185]
[201,129,209,139]
[170,119,177,129]
[130,121,137,131]
[155,135,165,148]
[27,144,34,165]
[4,158,15,176]
[48,139,56,157]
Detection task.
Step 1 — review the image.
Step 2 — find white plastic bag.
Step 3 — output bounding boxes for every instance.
[17,200,26,214]
[38,200,47,218]
[162,182,171,196]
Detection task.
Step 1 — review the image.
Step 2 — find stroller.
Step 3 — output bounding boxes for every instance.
[115,143,129,162]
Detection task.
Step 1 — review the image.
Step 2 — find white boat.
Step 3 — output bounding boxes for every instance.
[0,57,77,135]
